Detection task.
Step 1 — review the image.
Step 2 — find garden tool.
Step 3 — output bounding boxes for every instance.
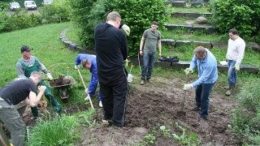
[137,53,142,74]
[77,68,94,109]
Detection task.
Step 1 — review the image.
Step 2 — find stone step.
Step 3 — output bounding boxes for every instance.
[169,0,207,7]
[172,12,212,18]
[165,24,216,33]
[161,39,226,48]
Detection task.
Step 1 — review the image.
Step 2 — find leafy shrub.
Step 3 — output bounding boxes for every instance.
[231,78,260,145]
[69,0,170,55]
[40,0,71,24]
[210,0,260,39]
[0,10,42,32]
[0,2,8,11]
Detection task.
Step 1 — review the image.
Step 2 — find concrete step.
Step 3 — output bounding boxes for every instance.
[161,39,226,48]
[169,0,207,7]
[165,24,216,33]
[172,12,212,18]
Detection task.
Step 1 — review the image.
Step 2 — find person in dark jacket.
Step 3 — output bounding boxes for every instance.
[0,72,46,146]
[94,11,128,127]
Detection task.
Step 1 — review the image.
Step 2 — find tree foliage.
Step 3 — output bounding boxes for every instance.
[210,0,260,39]
[69,0,169,55]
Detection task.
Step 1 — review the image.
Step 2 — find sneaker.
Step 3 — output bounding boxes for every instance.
[225,90,231,96]
[99,101,103,108]
[140,80,145,85]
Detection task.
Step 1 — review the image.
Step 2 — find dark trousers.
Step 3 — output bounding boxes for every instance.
[141,52,156,80]
[195,83,215,118]
[0,99,25,146]
[100,77,128,127]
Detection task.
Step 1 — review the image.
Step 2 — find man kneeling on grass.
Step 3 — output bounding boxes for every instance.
[0,72,46,146]
[183,46,218,120]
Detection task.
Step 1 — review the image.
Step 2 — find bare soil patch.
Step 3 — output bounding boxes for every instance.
[80,77,239,145]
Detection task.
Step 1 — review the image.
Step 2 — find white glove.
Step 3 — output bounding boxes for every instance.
[46,73,53,80]
[183,84,193,90]
[85,88,89,94]
[184,68,193,75]
[235,63,240,71]
[127,74,134,83]
[121,24,130,36]
[219,60,228,66]
[74,65,80,69]
[85,94,91,101]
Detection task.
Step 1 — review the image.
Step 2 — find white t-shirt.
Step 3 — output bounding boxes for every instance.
[226,37,246,65]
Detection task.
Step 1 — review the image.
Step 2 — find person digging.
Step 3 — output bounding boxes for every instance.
[183,46,218,120]
[75,54,104,108]
[16,45,62,119]
[0,72,46,146]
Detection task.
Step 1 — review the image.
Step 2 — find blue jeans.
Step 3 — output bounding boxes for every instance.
[195,83,215,118]
[227,60,237,87]
[141,52,156,80]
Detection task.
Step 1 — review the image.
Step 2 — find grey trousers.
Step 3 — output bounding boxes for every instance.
[0,98,25,146]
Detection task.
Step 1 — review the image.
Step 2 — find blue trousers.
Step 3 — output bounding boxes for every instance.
[141,52,156,80]
[195,83,215,118]
[227,60,237,87]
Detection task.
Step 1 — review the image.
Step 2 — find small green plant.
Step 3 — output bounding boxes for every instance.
[159,125,171,138]
[139,133,156,146]
[172,122,201,146]
[231,78,260,145]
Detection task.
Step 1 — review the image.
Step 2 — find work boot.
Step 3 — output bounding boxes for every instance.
[140,80,145,85]
[225,90,231,96]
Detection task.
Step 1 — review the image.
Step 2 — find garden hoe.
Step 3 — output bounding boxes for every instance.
[77,68,94,110]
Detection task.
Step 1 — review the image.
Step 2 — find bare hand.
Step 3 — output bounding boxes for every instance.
[140,50,143,56]
[38,86,46,92]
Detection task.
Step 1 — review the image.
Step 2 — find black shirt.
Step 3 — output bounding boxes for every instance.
[94,23,128,85]
[0,79,38,105]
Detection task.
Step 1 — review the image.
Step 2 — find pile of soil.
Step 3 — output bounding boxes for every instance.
[80,77,239,145]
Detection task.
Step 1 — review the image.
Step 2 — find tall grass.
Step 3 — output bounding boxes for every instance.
[27,110,95,146]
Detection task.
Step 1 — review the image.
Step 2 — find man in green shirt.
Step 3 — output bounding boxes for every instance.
[16,45,61,118]
[139,21,162,85]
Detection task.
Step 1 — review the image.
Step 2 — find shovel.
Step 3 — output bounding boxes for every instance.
[77,68,94,110]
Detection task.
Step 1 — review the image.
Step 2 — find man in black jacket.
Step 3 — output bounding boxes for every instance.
[94,11,128,127]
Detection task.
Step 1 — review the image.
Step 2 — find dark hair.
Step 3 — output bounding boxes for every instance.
[152,21,158,26]
[229,28,239,35]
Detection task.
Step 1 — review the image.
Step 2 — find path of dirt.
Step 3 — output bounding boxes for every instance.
[79,77,239,146]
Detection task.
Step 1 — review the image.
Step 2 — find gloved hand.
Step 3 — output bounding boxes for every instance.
[85,94,91,101]
[46,73,53,80]
[183,84,193,90]
[74,65,80,70]
[38,85,47,92]
[184,68,193,75]
[235,63,240,71]
[121,24,130,36]
[85,88,89,95]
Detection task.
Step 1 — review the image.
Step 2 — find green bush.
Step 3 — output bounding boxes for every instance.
[0,2,8,11]
[69,0,170,55]
[231,78,260,145]
[40,0,71,24]
[210,0,260,39]
[0,10,42,32]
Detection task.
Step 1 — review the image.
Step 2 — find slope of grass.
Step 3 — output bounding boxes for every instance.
[0,22,95,104]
